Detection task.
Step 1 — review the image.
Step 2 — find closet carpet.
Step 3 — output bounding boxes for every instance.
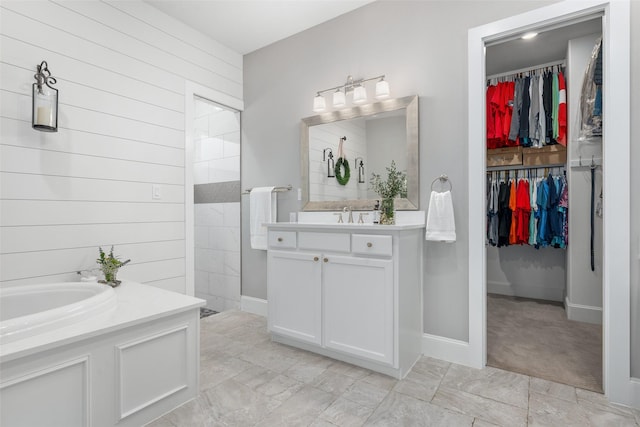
[487,293,603,393]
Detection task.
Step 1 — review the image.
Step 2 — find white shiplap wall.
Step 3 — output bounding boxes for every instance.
[0,0,243,292]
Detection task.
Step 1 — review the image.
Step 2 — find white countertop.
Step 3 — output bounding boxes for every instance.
[1,282,205,362]
[266,222,426,231]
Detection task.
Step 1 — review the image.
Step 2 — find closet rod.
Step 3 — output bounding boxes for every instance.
[487,163,565,172]
[486,59,566,81]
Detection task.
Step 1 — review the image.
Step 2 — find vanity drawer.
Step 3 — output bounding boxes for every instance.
[268,231,297,249]
[298,232,350,253]
[352,234,392,257]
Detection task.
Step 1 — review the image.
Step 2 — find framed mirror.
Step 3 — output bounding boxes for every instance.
[301,95,419,211]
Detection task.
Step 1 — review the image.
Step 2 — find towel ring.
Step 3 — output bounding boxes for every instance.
[431,174,452,192]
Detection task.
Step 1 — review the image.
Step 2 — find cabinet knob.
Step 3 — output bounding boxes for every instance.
[323,257,329,263]
[313,256,319,262]
[367,242,373,248]
[277,237,283,242]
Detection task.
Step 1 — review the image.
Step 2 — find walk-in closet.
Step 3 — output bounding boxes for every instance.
[484,17,604,392]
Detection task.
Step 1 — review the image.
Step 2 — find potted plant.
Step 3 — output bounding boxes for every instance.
[370,160,407,225]
[96,246,130,287]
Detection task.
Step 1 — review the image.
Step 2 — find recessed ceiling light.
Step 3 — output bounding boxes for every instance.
[521,32,538,40]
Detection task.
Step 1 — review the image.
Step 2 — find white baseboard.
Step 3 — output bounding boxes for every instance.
[422,333,476,368]
[488,280,564,302]
[240,295,267,317]
[564,297,602,325]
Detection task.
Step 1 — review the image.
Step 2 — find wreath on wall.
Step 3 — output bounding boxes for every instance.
[335,157,350,185]
[335,136,350,186]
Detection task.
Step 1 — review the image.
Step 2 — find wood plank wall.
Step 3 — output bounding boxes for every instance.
[0,0,243,292]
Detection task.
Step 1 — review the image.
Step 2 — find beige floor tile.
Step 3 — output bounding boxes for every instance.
[393,371,441,402]
[365,391,474,426]
[440,364,530,409]
[528,391,591,427]
[231,364,279,389]
[284,361,330,383]
[360,371,398,391]
[432,386,527,427]
[412,356,451,381]
[319,396,375,427]
[201,378,281,425]
[575,388,638,426]
[342,379,391,409]
[326,360,371,379]
[255,373,304,402]
[239,345,300,373]
[311,369,358,395]
[255,384,336,427]
[471,419,501,427]
[529,377,577,403]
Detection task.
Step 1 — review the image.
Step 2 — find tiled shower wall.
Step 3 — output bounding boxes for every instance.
[193,102,241,311]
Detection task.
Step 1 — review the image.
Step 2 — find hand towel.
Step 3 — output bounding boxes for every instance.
[425,190,456,242]
[250,187,276,250]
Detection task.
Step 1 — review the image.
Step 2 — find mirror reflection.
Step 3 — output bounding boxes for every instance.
[301,95,419,211]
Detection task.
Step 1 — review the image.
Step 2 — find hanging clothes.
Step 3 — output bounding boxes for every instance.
[487,169,567,250]
[487,63,565,149]
[579,37,603,140]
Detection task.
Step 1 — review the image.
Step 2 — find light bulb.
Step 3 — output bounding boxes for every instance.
[333,89,346,107]
[353,85,367,104]
[375,79,390,99]
[313,94,326,112]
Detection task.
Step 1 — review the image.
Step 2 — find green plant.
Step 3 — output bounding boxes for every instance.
[370,160,408,199]
[97,246,130,283]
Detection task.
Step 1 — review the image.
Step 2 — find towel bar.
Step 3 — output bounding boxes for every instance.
[243,185,292,194]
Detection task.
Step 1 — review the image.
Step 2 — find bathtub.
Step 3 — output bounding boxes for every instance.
[0,282,117,345]
[0,281,204,427]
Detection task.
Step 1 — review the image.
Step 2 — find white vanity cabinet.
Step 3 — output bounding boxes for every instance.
[266,223,424,379]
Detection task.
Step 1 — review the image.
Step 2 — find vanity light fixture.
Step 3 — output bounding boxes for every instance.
[352,85,367,104]
[32,60,58,132]
[323,148,335,178]
[355,157,365,183]
[521,32,538,40]
[313,92,326,112]
[313,74,389,112]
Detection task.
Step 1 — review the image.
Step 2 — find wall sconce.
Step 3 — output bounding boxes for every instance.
[32,61,58,132]
[323,148,335,177]
[313,75,390,112]
[355,157,365,183]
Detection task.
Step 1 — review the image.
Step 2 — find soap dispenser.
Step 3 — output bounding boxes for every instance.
[373,200,380,224]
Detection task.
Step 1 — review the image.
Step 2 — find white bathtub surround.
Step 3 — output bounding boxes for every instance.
[0,282,117,344]
[194,203,241,312]
[0,281,204,427]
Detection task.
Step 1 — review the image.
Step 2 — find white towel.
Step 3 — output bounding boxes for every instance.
[250,187,276,250]
[425,190,456,242]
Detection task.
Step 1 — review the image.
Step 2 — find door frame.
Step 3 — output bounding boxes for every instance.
[184,81,243,296]
[467,0,634,406]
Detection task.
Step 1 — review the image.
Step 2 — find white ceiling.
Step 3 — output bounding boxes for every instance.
[486,17,602,76]
[145,0,374,55]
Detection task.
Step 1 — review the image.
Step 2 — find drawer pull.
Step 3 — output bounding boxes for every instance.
[323,257,329,263]
[313,256,319,262]
[277,237,283,242]
[367,242,373,248]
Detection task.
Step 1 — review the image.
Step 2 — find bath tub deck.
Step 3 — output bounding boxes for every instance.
[0,281,204,427]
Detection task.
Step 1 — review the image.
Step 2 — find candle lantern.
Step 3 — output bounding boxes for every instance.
[32,61,58,132]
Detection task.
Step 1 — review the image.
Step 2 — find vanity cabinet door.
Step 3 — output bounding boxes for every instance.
[322,255,394,365]
[267,250,322,345]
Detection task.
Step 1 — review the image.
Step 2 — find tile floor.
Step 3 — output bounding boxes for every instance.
[147,310,640,427]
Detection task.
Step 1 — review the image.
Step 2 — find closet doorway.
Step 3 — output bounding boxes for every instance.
[484,19,604,392]
[468,1,633,406]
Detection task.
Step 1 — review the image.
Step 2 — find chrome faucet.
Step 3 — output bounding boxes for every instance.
[343,206,354,223]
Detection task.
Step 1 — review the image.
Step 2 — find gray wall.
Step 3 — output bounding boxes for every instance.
[242,0,639,376]
[631,0,639,379]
